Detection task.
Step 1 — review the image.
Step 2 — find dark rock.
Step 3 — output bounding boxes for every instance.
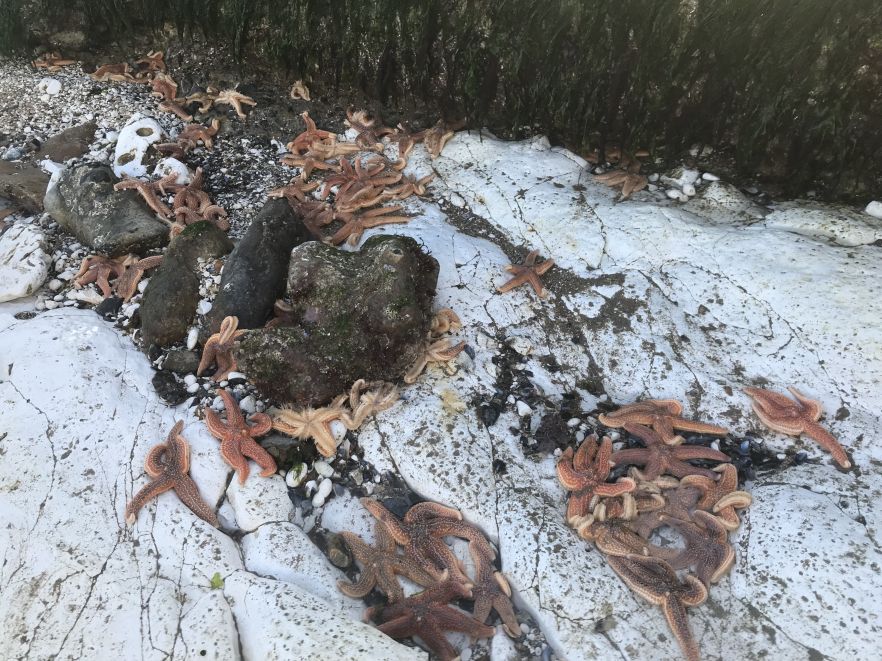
[236,235,438,405]
[260,433,315,469]
[43,164,169,256]
[0,162,50,213]
[325,533,351,568]
[40,121,97,162]
[206,198,311,334]
[152,371,189,405]
[161,349,200,375]
[95,296,123,319]
[140,222,233,347]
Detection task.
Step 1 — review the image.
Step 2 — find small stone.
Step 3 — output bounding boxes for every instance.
[186,382,200,394]
[45,300,60,309]
[187,326,199,350]
[508,336,533,356]
[183,374,197,386]
[864,201,882,220]
[238,395,256,414]
[648,173,659,183]
[682,184,696,197]
[567,417,581,428]
[285,463,308,488]
[2,147,22,161]
[196,299,212,315]
[313,460,334,478]
[48,278,63,291]
[702,172,720,181]
[666,189,681,200]
[312,478,334,508]
[516,400,533,417]
[38,78,62,96]
[226,371,247,383]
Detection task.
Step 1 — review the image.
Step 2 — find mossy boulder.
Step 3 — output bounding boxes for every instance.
[236,235,439,405]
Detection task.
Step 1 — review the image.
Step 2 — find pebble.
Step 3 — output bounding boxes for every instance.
[226,371,247,382]
[776,453,786,460]
[566,417,581,428]
[196,299,212,315]
[516,400,533,417]
[2,147,22,160]
[38,77,61,96]
[508,336,533,356]
[666,189,681,200]
[45,300,60,309]
[186,327,199,350]
[186,382,200,394]
[183,374,197,386]
[575,430,586,443]
[313,460,335,478]
[285,463,308,488]
[648,173,659,183]
[48,278,62,291]
[312,478,334,508]
[682,184,696,197]
[864,201,882,220]
[702,172,720,181]
[238,395,256,413]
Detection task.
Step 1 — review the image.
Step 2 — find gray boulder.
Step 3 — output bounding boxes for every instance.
[236,235,438,405]
[139,222,233,348]
[0,162,50,213]
[41,121,97,162]
[43,163,169,256]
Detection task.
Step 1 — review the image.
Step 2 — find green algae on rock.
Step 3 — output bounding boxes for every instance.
[237,235,438,406]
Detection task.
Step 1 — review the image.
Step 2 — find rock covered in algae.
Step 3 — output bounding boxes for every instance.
[237,235,438,405]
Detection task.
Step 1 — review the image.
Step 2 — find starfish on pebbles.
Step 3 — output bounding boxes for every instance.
[73,255,128,297]
[599,399,728,445]
[125,420,218,526]
[197,315,246,381]
[424,119,464,159]
[403,338,467,384]
[113,254,163,301]
[497,249,555,298]
[214,89,257,119]
[606,553,707,661]
[32,52,76,72]
[594,163,648,200]
[204,389,276,484]
[744,386,851,468]
[611,423,731,480]
[557,434,636,534]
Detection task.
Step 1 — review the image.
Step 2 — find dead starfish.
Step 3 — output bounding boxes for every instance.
[606,553,706,661]
[125,420,218,527]
[424,119,464,158]
[113,254,163,301]
[430,308,462,336]
[338,523,438,602]
[320,157,401,204]
[150,72,178,101]
[159,100,194,121]
[599,399,728,445]
[114,177,172,218]
[327,205,411,246]
[594,163,648,200]
[214,89,257,119]
[680,464,752,530]
[497,249,555,298]
[557,434,636,533]
[287,111,337,155]
[136,50,166,73]
[611,423,730,480]
[272,398,351,457]
[279,152,340,180]
[383,172,435,201]
[73,255,128,297]
[289,80,311,100]
[362,499,495,583]
[655,510,736,587]
[197,316,246,381]
[468,542,520,637]
[387,123,426,160]
[580,517,659,558]
[177,119,221,150]
[90,62,133,82]
[269,179,320,206]
[368,579,494,661]
[744,386,851,468]
[32,52,76,72]
[204,389,276,484]
[403,338,466,384]
[344,108,394,150]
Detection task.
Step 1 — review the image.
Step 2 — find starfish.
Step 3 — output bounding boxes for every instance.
[468,542,520,637]
[580,518,658,558]
[32,52,76,72]
[606,553,706,661]
[114,177,172,218]
[344,108,394,150]
[136,50,166,73]
[362,499,496,583]
[159,100,194,121]
[289,79,311,100]
[655,510,735,586]
[424,119,464,159]
[177,119,221,150]
[430,308,462,336]
[288,199,336,238]
[90,62,133,82]
[497,249,555,298]
[594,163,648,200]
[269,179,320,206]
[287,111,337,155]
[599,399,728,445]
[338,523,439,602]
[368,579,494,661]
[113,254,163,301]
[557,434,636,533]
[204,389,276,484]
[185,89,219,113]
[272,398,350,457]
[387,123,426,160]
[125,420,218,527]
[744,386,851,468]
[197,315,246,381]
[150,72,178,101]
[214,89,257,119]
[341,380,399,429]
[680,464,752,530]
[279,152,340,180]
[403,338,467,384]
[320,157,402,204]
[383,172,435,201]
[327,205,411,246]
[73,255,128,297]
[611,423,731,480]
[631,480,704,539]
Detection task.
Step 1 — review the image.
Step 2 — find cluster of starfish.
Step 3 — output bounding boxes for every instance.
[272,379,399,457]
[32,51,76,72]
[271,110,461,245]
[557,399,747,661]
[337,498,518,661]
[114,167,228,236]
[403,308,466,384]
[89,50,166,84]
[73,253,163,301]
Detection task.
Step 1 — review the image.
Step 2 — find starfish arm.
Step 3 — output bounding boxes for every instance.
[407,502,463,521]
[95,271,114,298]
[173,474,218,526]
[337,568,379,599]
[143,443,170,477]
[565,491,593,525]
[247,412,273,437]
[361,499,411,546]
[556,453,588,491]
[310,423,339,457]
[493,586,521,637]
[217,390,246,428]
[672,419,729,436]
[375,614,419,641]
[203,407,231,441]
[403,355,429,384]
[496,272,530,293]
[750,402,805,435]
[239,437,277,477]
[610,448,651,466]
[801,421,851,468]
[661,596,702,661]
[196,339,219,376]
[126,477,173,524]
[787,387,824,420]
[713,490,753,512]
[673,446,730,463]
[220,437,250,484]
[666,459,721,480]
[526,273,546,297]
[430,605,496,639]
[593,477,637,498]
[591,436,612,471]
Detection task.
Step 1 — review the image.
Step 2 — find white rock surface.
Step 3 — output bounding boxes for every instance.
[153,156,192,184]
[0,224,51,302]
[226,472,293,532]
[112,114,165,178]
[863,199,882,219]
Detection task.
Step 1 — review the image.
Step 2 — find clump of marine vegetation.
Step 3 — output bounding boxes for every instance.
[2,0,881,198]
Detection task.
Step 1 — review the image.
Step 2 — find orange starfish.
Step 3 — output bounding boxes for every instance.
[497,249,555,298]
[73,255,128,297]
[113,255,163,301]
[744,386,851,469]
[197,316,246,381]
[599,399,728,445]
[204,389,276,484]
[214,89,257,119]
[125,420,218,526]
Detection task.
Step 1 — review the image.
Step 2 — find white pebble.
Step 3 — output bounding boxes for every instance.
[183,374,197,386]
[137,279,149,293]
[648,173,659,183]
[312,478,334,508]
[211,396,224,410]
[516,400,533,416]
[575,430,586,443]
[34,297,47,310]
[186,327,199,350]
[45,300,60,309]
[226,371,247,381]
[285,463,308,488]
[186,382,200,394]
[702,172,720,181]
[567,418,581,428]
[313,460,335,478]
[239,395,256,413]
[864,200,882,220]
[666,189,681,199]
[682,184,696,197]
[197,299,213,315]
[48,278,63,291]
